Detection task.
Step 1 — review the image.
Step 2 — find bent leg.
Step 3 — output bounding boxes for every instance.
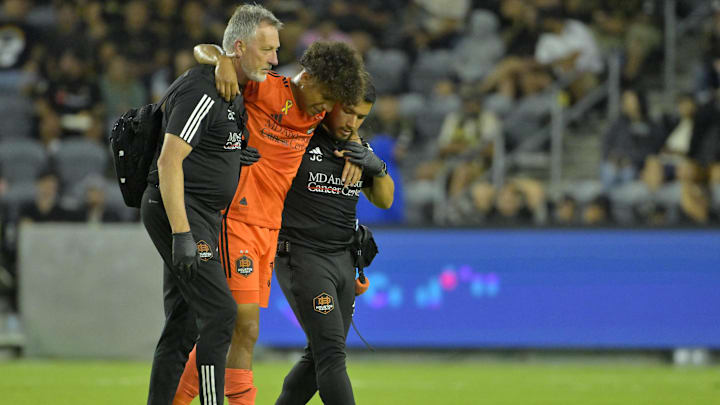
[285,247,356,405]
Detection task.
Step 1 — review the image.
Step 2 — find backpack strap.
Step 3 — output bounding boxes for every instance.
[151,72,188,115]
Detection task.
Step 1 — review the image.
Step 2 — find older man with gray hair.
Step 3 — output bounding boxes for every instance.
[142,4,283,405]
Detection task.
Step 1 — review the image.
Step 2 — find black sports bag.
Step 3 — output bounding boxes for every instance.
[109,76,185,208]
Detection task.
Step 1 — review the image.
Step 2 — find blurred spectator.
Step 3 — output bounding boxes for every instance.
[100,54,147,127]
[365,47,410,94]
[0,0,42,139]
[534,6,602,100]
[47,2,84,59]
[552,194,578,224]
[621,4,661,83]
[483,63,554,149]
[679,182,712,224]
[439,87,501,198]
[655,94,719,182]
[322,1,382,38]
[297,20,351,55]
[694,46,720,104]
[78,177,122,224]
[35,110,62,154]
[153,0,182,43]
[413,0,469,49]
[413,79,461,148]
[150,49,196,103]
[581,194,612,225]
[82,116,108,146]
[18,170,80,223]
[484,178,543,226]
[80,1,110,50]
[600,88,662,190]
[449,177,546,226]
[452,9,505,83]
[36,48,103,137]
[116,0,159,77]
[591,0,661,84]
[499,0,541,57]
[175,1,216,55]
[365,95,416,164]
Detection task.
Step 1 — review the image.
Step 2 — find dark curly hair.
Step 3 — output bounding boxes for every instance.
[361,70,376,104]
[299,41,365,106]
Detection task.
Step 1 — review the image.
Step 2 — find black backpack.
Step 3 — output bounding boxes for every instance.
[109,77,184,208]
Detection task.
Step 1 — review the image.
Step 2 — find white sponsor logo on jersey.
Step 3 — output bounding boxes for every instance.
[308,146,323,161]
[224,131,243,150]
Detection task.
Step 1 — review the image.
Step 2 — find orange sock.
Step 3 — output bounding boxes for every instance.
[225,368,257,405]
[172,346,199,405]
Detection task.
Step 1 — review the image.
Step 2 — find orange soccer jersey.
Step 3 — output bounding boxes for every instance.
[225,72,324,229]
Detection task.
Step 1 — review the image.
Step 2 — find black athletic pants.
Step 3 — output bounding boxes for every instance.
[274,242,356,405]
[141,185,237,405]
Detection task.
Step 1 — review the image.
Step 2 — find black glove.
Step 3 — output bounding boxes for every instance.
[340,142,386,177]
[239,146,260,166]
[172,231,198,282]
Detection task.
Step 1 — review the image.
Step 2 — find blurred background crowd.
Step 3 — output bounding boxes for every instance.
[0,0,719,306]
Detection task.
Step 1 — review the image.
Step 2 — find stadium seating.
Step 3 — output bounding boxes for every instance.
[54,139,108,186]
[0,140,47,184]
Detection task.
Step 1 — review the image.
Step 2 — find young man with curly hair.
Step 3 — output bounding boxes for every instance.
[274,76,395,405]
[171,39,365,405]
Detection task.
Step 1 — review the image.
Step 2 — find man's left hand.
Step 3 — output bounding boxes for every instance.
[338,142,385,177]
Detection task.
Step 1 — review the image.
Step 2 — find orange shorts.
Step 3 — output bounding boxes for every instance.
[219,217,278,308]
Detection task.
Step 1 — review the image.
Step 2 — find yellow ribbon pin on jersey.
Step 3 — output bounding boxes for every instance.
[282,100,293,114]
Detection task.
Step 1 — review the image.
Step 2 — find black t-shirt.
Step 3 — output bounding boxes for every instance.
[46,77,102,115]
[280,126,374,251]
[148,65,248,212]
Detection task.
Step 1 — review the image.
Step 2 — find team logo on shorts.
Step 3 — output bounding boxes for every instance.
[235,255,253,277]
[196,241,213,262]
[313,292,334,314]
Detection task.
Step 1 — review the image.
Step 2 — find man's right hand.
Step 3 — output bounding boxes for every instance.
[172,231,198,282]
[215,55,240,102]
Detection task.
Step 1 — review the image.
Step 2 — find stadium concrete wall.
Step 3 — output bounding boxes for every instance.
[19,223,164,359]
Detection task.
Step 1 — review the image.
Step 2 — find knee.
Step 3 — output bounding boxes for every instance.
[233,318,259,346]
[314,346,347,376]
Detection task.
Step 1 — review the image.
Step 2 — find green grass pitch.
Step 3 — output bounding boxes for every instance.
[0,359,718,404]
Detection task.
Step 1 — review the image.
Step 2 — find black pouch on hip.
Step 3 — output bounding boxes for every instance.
[353,224,379,270]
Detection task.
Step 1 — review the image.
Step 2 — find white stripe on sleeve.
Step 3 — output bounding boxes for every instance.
[179,94,211,142]
[184,97,215,145]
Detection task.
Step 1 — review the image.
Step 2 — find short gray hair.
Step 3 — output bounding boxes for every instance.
[222,4,283,55]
